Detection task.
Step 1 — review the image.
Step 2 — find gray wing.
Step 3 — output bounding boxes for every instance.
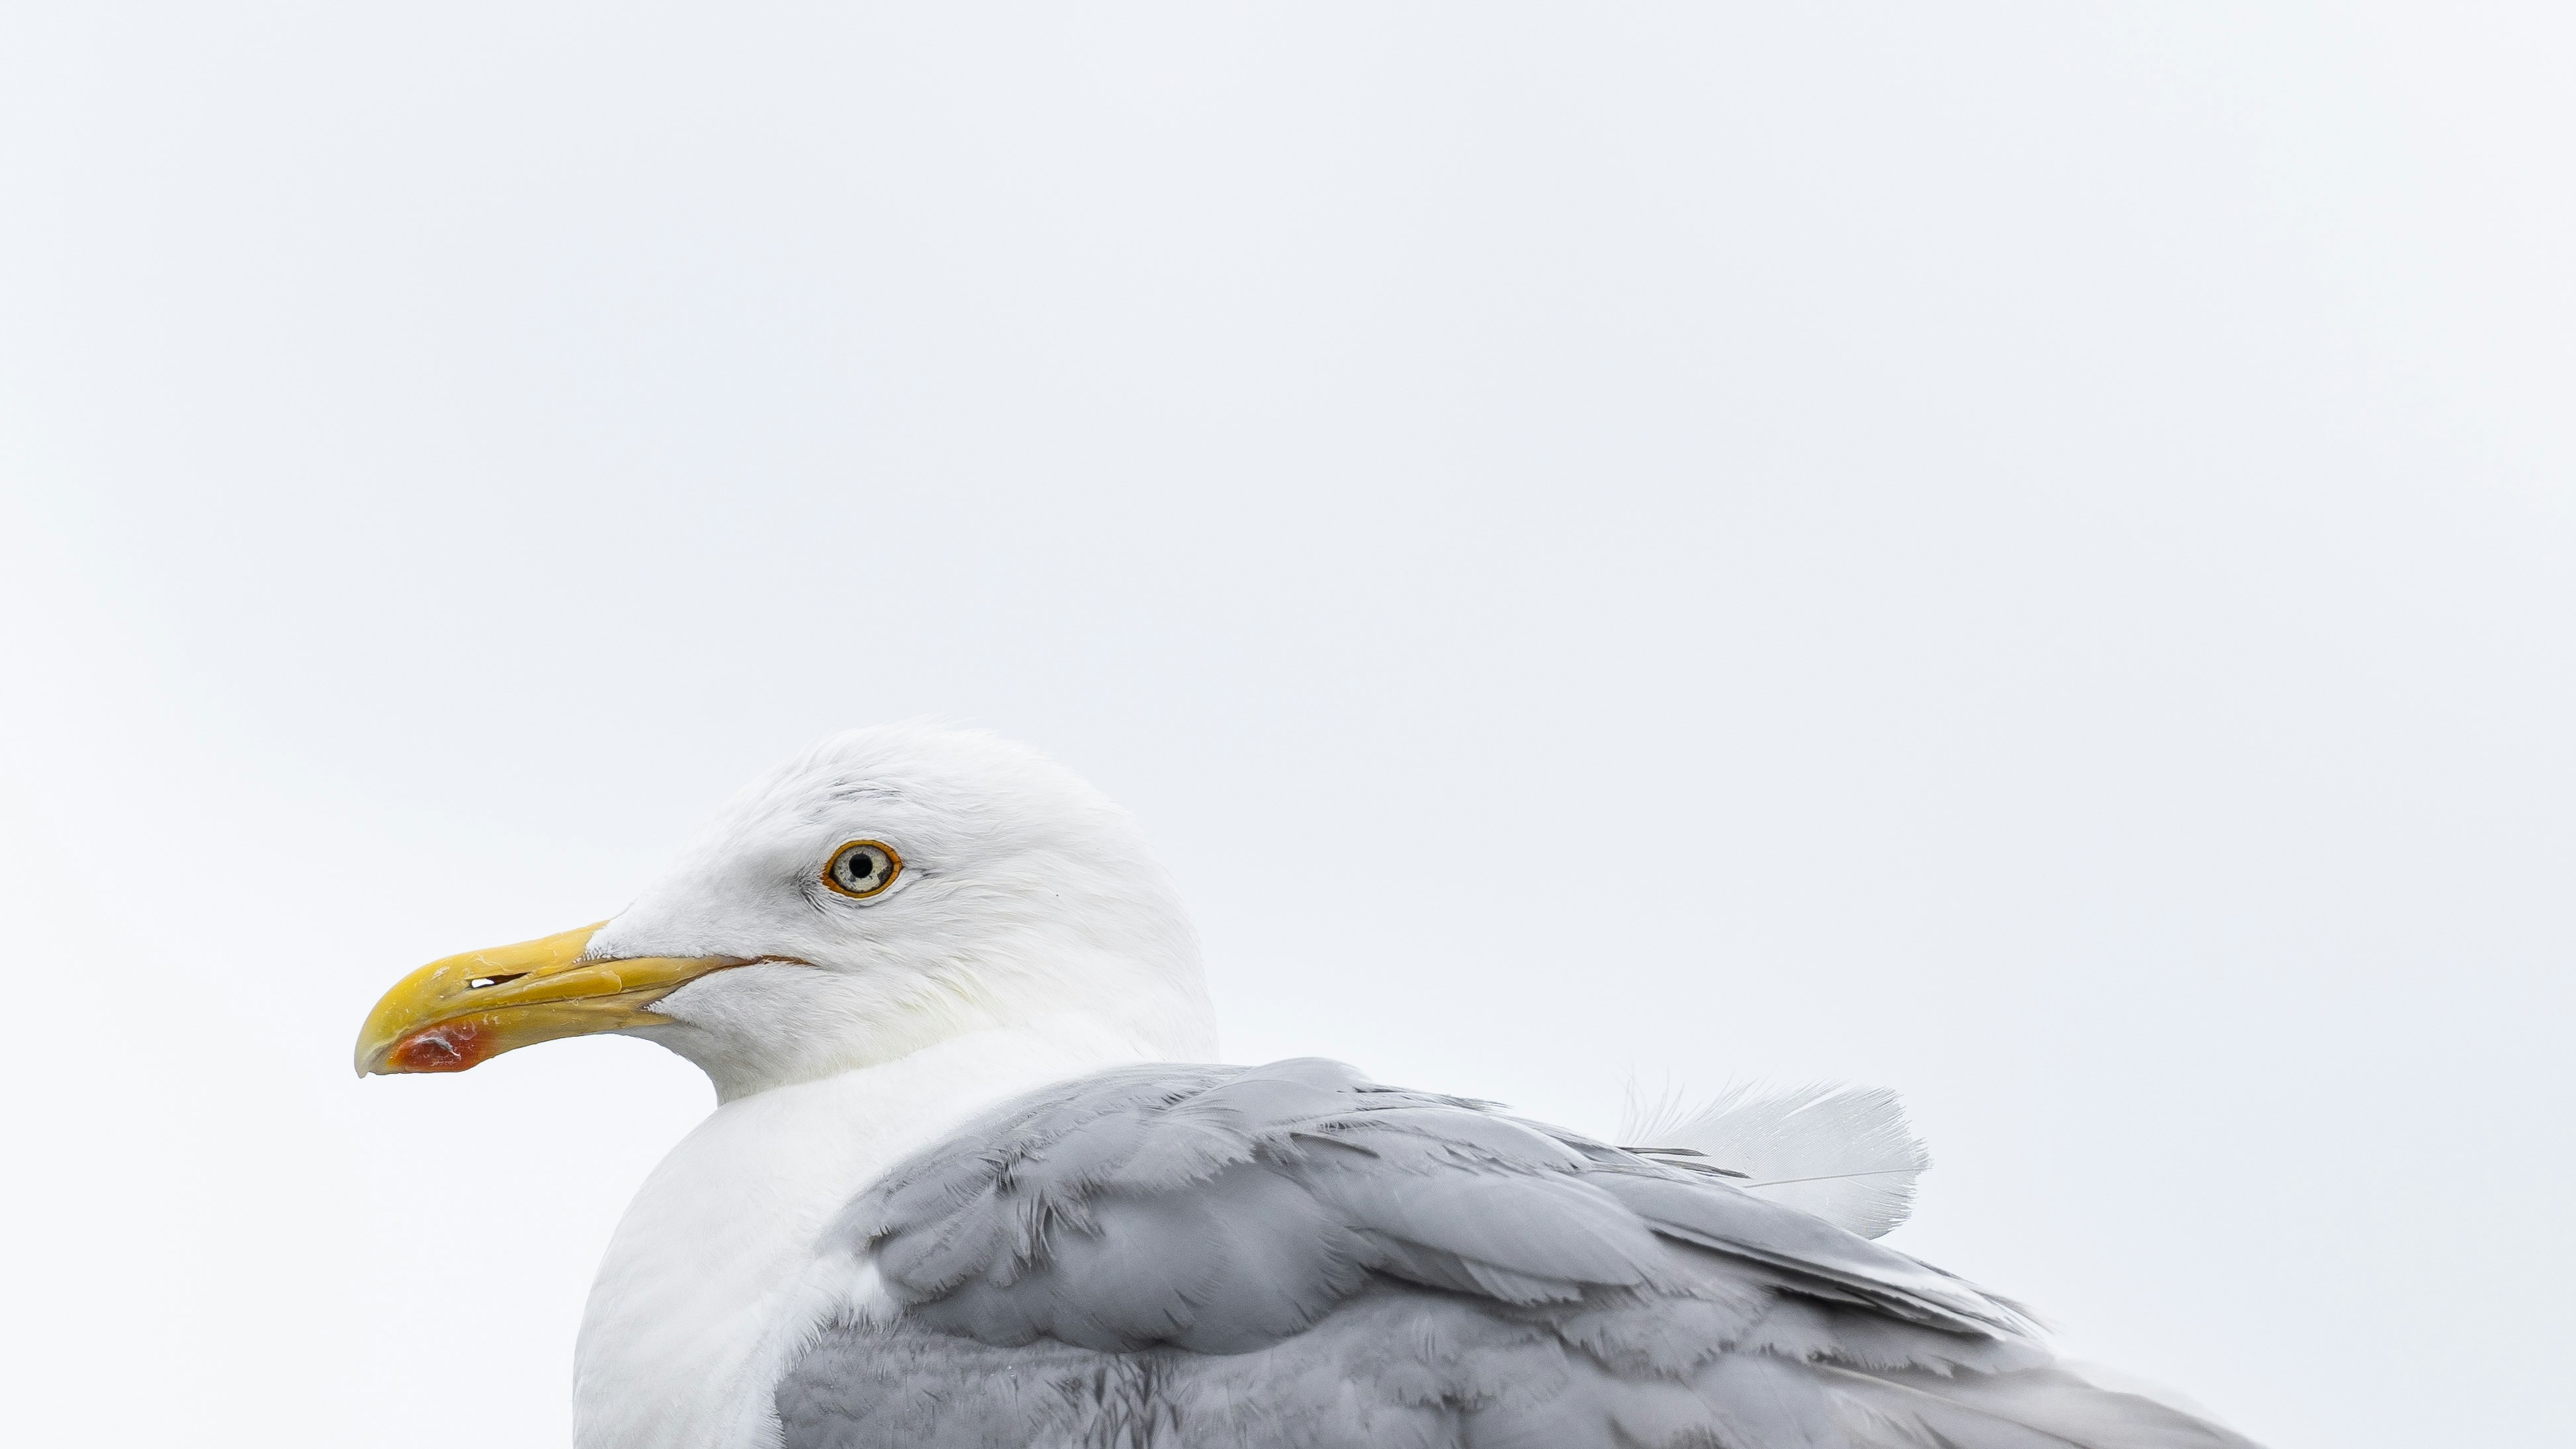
[779,1058,2256,1449]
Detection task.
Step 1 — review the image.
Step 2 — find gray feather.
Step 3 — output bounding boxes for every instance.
[779,1059,2258,1449]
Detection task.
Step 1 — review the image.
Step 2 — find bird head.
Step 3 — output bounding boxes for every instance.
[354,724,1216,1100]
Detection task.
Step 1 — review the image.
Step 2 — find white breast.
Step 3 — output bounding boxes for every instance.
[571,1026,1152,1449]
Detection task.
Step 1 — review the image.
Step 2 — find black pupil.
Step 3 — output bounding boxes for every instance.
[845,851,877,883]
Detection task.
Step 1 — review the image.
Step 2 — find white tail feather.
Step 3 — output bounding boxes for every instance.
[1620,1082,1932,1239]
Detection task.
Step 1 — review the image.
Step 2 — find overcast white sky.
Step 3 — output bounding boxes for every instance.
[3,7,2570,1447]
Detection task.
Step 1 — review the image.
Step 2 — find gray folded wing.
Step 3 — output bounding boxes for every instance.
[778,1058,2256,1449]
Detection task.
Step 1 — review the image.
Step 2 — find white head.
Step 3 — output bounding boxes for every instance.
[355,724,1218,1100]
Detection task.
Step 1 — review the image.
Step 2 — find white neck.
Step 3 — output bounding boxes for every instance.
[571,1014,1183,1449]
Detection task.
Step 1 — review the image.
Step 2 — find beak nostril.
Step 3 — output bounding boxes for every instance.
[466,973,531,991]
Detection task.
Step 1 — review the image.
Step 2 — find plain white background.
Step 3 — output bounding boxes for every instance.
[2,6,2569,1446]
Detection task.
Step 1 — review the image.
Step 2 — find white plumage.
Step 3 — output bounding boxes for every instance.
[1624,1082,1934,1241]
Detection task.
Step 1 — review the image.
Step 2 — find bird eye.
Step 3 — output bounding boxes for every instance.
[822,840,901,899]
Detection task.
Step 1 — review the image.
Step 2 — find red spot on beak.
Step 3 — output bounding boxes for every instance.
[390,1022,492,1073]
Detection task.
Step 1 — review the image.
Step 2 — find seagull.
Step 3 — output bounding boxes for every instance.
[357,723,2258,1449]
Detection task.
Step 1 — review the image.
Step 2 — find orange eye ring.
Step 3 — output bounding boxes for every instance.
[822,839,903,899]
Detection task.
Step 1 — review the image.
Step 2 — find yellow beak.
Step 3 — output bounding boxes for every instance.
[353,922,746,1076]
